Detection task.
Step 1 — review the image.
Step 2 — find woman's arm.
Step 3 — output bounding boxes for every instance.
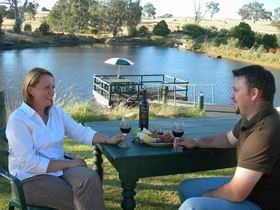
[47,159,87,172]
[91,133,124,145]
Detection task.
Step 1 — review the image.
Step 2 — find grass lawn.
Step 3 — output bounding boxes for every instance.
[0,138,235,209]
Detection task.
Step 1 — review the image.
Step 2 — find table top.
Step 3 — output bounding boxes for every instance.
[86,116,239,181]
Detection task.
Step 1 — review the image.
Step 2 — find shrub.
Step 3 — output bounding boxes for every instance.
[0,15,4,40]
[138,26,149,37]
[256,45,266,53]
[38,22,50,35]
[212,29,229,46]
[229,22,255,48]
[182,24,207,39]
[261,34,278,50]
[23,24,32,32]
[153,20,170,36]
[253,32,263,48]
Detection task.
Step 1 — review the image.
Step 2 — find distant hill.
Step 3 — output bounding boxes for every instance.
[2,13,279,35]
[141,17,279,35]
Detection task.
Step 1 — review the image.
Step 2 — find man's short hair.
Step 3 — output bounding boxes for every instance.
[232,65,276,103]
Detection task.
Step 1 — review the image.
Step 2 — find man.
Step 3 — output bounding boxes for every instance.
[178,65,280,210]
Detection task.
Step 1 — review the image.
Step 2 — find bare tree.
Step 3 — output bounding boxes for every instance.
[0,0,29,33]
[193,0,219,25]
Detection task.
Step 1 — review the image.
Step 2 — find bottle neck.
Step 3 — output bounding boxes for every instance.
[142,89,147,101]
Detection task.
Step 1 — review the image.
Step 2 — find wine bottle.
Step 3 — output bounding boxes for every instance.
[139,88,149,130]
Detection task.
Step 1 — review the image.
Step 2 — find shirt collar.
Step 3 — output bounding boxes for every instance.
[240,104,274,130]
[20,102,36,118]
[20,102,53,118]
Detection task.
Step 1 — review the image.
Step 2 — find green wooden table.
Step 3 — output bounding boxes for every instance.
[86,116,238,210]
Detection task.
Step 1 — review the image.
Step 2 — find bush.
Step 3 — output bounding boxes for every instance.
[212,28,229,46]
[153,20,170,36]
[261,34,278,50]
[229,22,255,48]
[38,22,50,35]
[138,26,149,37]
[23,24,32,32]
[0,15,4,40]
[182,24,207,39]
[253,32,263,48]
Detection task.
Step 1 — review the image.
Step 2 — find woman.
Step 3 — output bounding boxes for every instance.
[6,67,124,210]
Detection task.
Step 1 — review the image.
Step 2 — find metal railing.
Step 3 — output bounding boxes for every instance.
[92,74,215,107]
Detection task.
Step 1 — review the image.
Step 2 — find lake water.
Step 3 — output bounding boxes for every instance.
[1,44,280,107]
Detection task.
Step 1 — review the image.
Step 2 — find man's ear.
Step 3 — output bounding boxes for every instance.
[251,88,261,101]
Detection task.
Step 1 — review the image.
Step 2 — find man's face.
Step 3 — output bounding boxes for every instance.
[230,76,252,116]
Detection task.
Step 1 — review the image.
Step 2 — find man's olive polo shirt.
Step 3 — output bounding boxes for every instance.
[233,105,280,210]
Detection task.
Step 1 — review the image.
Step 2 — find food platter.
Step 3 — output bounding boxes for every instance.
[142,139,173,147]
[133,128,175,147]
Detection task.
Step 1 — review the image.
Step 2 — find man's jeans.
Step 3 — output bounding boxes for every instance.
[178,177,262,210]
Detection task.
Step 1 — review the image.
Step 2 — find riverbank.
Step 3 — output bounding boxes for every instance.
[1,31,280,69]
[0,31,103,50]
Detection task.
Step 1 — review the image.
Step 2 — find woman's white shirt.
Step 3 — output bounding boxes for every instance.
[6,102,96,180]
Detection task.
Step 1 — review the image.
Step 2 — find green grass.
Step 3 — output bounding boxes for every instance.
[64,102,205,123]
[1,138,235,209]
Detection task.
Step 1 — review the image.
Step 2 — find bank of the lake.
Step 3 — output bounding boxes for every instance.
[2,31,280,69]
[0,31,103,50]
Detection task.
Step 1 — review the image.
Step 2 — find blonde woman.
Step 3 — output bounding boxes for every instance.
[6,67,124,210]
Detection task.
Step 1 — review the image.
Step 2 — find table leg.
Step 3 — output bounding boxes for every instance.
[120,180,137,210]
[93,145,103,181]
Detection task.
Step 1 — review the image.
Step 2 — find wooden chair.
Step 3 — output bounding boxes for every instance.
[0,127,73,210]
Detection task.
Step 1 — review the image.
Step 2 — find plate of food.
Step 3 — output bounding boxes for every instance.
[134,128,174,147]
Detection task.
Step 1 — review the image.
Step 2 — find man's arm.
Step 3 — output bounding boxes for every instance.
[204,167,263,202]
[179,130,238,149]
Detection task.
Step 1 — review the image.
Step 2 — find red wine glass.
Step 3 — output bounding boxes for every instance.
[172,122,184,152]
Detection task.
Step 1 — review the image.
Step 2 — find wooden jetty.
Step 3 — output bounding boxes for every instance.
[92,74,216,107]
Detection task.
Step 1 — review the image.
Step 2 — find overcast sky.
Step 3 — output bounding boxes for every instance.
[36,0,279,19]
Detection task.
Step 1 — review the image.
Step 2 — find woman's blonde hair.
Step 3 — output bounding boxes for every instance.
[23,67,54,107]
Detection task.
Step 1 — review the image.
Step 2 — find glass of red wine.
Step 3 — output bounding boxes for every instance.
[118,118,131,148]
[172,121,184,152]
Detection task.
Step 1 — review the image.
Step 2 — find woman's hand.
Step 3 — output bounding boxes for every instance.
[69,159,87,168]
[177,136,198,149]
[105,133,125,144]
[47,158,87,172]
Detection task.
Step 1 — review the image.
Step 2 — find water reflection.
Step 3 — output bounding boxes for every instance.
[1,45,280,107]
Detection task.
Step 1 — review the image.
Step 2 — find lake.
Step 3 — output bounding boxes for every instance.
[1,44,280,107]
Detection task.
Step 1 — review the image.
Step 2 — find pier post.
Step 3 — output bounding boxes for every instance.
[162,85,168,104]
[0,90,6,127]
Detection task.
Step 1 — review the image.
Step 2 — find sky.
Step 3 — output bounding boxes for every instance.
[36,0,279,19]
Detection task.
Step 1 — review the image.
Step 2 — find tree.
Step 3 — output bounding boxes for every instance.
[0,0,30,33]
[238,1,272,23]
[193,0,219,25]
[261,34,278,50]
[25,2,39,25]
[158,13,173,18]
[143,2,156,19]
[206,2,219,18]
[272,7,280,30]
[125,0,142,36]
[41,7,49,12]
[137,25,149,37]
[0,5,7,17]
[89,0,142,37]
[0,14,5,39]
[153,20,170,36]
[48,0,90,33]
[230,22,255,48]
